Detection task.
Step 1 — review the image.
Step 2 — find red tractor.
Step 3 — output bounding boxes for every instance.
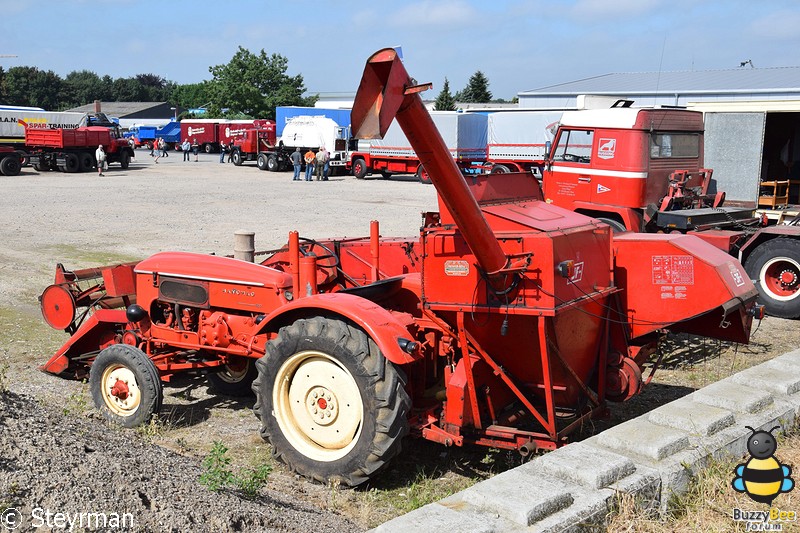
[40,49,760,486]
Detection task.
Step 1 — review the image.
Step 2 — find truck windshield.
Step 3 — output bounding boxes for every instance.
[552,129,593,164]
[650,133,700,159]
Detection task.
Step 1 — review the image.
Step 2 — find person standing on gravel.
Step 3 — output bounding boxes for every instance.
[315,147,326,181]
[192,139,200,162]
[303,149,315,181]
[290,147,302,180]
[95,144,106,176]
[182,139,191,161]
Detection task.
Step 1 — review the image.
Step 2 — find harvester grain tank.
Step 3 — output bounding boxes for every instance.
[39,48,760,487]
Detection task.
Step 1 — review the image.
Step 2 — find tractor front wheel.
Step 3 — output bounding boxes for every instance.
[208,356,257,396]
[745,238,800,319]
[89,344,163,427]
[253,317,410,486]
[231,150,243,166]
[416,165,431,184]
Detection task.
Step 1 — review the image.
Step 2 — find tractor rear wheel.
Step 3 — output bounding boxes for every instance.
[89,344,163,428]
[120,152,131,169]
[745,238,800,318]
[208,356,257,396]
[253,317,410,486]
[0,155,21,176]
[266,155,279,172]
[231,150,243,166]
[352,158,368,179]
[256,153,268,171]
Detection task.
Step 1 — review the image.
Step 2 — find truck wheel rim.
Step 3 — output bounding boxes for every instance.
[101,364,141,416]
[273,350,363,462]
[760,256,800,301]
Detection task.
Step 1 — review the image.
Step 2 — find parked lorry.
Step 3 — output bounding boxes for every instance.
[125,120,181,150]
[347,111,488,183]
[483,110,562,174]
[38,49,760,487]
[180,119,271,153]
[229,122,279,169]
[23,120,135,172]
[540,104,800,318]
[0,107,87,150]
[276,106,350,137]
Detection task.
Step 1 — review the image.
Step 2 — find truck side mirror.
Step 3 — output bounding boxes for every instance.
[545,140,552,158]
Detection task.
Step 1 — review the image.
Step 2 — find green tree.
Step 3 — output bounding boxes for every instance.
[135,73,168,101]
[112,77,147,102]
[64,70,109,107]
[434,77,457,111]
[2,66,66,109]
[457,70,492,103]
[171,81,216,111]
[208,46,316,119]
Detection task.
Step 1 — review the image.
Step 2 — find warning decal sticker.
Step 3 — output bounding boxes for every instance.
[652,255,694,285]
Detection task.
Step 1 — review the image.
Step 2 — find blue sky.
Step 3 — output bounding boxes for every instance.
[2,0,799,100]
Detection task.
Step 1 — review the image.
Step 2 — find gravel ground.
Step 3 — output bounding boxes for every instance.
[0,151,797,530]
[0,151,437,531]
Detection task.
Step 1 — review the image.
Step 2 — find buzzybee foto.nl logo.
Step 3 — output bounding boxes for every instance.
[731,426,796,531]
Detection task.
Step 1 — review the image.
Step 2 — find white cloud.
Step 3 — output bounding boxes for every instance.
[389,0,479,27]
[750,9,800,40]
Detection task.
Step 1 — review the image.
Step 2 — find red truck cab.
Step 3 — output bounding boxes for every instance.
[542,108,707,231]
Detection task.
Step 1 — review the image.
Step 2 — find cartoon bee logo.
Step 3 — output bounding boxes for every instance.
[732,426,794,504]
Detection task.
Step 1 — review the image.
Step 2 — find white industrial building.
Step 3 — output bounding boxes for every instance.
[518,66,800,206]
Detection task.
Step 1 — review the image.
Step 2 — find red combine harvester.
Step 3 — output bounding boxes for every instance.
[40,49,760,486]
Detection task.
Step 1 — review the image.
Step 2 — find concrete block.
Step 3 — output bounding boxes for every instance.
[608,464,662,512]
[460,469,573,526]
[528,441,636,489]
[595,418,689,461]
[654,447,711,511]
[707,402,797,462]
[529,488,615,533]
[371,502,498,533]
[731,364,800,396]
[691,380,773,413]
[648,399,734,436]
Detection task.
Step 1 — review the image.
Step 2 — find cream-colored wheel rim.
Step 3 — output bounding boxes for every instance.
[273,350,364,462]
[101,364,142,416]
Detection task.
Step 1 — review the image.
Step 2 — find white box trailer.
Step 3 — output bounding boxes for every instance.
[348,111,488,182]
[279,116,351,169]
[486,111,562,174]
[0,108,87,148]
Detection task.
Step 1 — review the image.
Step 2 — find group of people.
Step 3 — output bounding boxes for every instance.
[180,139,201,162]
[290,146,330,181]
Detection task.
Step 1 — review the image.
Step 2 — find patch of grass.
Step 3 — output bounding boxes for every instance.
[199,440,272,498]
[44,244,139,267]
[607,428,800,532]
[62,382,89,416]
[136,414,173,440]
[0,355,8,393]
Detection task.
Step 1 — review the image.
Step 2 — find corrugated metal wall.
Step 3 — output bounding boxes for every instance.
[703,112,765,205]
